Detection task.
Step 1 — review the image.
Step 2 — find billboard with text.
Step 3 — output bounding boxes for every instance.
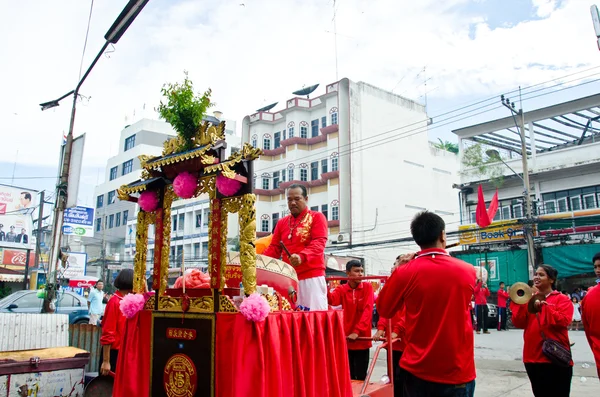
[0,184,36,250]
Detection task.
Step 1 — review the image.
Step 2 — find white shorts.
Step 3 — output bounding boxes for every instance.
[89,313,100,325]
[297,276,328,311]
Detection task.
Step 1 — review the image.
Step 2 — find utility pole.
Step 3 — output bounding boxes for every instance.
[501,94,536,278]
[33,191,45,287]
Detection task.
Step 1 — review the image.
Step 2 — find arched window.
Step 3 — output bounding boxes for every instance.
[261,172,271,190]
[287,163,295,181]
[299,121,308,138]
[260,214,270,233]
[329,107,339,125]
[331,200,339,221]
[331,152,339,172]
[251,134,258,148]
[263,134,272,150]
[299,163,308,182]
[287,121,295,138]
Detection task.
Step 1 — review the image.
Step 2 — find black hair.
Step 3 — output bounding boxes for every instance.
[95,280,104,289]
[114,269,134,290]
[288,184,308,198]
[21,192,32,201]
[572,296,580,303]
[537,264,558,290]
[346,259,363,272]
[410,211,445,248]
[593,252,600,264]
[499,281,505,285]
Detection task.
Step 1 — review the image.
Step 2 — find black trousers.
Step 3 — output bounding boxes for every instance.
[497,307,507,330]
[392,350,404,397]
[524,363,572,397]
[348,349,370,381]
[476,304,488,332]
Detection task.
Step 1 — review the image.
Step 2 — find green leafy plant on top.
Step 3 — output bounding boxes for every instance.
[460,143,505,187]
[157,71,213,151]
[434,138,459,154]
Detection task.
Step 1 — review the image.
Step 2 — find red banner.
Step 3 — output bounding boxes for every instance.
[3,249,35,267]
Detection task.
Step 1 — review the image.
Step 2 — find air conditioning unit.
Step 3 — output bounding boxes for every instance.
[337,233,350,243]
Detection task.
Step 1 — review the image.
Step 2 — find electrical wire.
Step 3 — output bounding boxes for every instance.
[78,0,95,82]
[253,69,600,174]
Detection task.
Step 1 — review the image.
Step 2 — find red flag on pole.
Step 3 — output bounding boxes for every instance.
[475,185,499,228]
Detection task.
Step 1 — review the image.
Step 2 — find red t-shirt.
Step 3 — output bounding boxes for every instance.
[497,289,509,307]
[377,307,406,352]
[511,291,573,365]
[474,282,490,305]
[100,291,127,350]
[263,208,327,281]
[582,285,600,378]
[377,248,476,384]
[328,282,373,350]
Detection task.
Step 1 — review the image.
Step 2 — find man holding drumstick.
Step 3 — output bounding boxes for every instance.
[264,184,328,310]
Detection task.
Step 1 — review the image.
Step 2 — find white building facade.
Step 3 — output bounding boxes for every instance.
[83,119,177,270]
[123,119,241,269]
[242,79,460,275]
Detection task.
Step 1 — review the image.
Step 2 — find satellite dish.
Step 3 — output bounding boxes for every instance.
[256,102,278,112]
[292,84,319,97]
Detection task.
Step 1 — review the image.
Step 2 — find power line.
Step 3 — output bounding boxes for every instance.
[78,0,95,82]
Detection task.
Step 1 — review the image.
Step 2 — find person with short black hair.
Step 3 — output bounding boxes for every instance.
[264,184,328,310]
[88,281,105,326]
[497,281,509,331]
[512,264,573,396]
[582,252,600,380]
[100,269,134,376]
[327,260,373,380]
[377,211,476,397]
[6,226,16,242]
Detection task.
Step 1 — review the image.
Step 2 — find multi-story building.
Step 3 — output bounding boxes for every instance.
[82,119,177,273]
[453,93,600,290]
[123,118,241,269]
[242,78,460,275]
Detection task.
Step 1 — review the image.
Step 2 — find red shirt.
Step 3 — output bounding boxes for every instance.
[497,289,509,307]
[100,291,127,350]
[474,282,490,305]
[582,285,600,378]
[328,282,373,350]
[377,248,476,384]
[511,291,573,365]
[377,307,406,352]
[263,208,328,280]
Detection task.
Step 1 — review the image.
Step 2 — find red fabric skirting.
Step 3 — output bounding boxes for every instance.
[216,310,353,397]
[113,310,152,397]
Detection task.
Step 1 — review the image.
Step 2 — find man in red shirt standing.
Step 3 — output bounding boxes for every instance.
[264,184,328,310]
[377,211,476,397]
[497,281,509,331]
[582,252,600,380]
[328,260,373,380]
[474,280,490,334]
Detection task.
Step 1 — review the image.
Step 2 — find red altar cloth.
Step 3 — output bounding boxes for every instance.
[216,310,353,397]
[112,310,352,397]
[113,310,152,397]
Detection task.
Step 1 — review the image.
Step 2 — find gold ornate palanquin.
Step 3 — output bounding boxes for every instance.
[118,120,292,313]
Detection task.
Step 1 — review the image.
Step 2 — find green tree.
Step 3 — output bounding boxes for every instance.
[157,71,213,151]
[460,143,504,187]
[434,138,459,154]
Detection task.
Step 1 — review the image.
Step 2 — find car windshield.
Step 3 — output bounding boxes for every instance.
[0,294,16,306]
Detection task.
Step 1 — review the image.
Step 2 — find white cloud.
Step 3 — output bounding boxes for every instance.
[0,0,597,172]
[532,0,558,18]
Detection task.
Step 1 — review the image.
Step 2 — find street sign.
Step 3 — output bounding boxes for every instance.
[63,206,95,237]
[591,5,600,37]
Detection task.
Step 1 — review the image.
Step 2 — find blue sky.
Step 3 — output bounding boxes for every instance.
[0,0,598,206]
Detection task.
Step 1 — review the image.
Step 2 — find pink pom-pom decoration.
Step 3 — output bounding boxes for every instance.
[120,293,146,319]
[239,293,270,322]
[216,173,242,197]
[138,190,159,212]
[173,172,198,199]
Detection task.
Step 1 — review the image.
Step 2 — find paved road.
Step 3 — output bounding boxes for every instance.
[368,329,599,396]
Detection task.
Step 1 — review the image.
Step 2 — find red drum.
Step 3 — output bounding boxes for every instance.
[225,252,298,307]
